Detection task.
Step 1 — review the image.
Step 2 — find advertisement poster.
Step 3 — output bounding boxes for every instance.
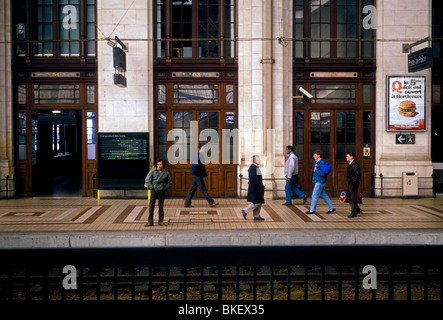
[387,76,426,130]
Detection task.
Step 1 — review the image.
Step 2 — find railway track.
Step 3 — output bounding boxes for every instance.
[1,265,441,301]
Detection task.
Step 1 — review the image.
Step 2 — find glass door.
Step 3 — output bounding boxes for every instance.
[334,112,356,195]
[309,111,333,194]
[298,110,373,197]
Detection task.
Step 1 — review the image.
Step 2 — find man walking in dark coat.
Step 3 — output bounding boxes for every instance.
[346,151,362,218]
[241,155,265,221]
[184,144,218,207]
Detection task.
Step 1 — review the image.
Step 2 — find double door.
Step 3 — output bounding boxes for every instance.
[156,109,237,197]
[295,109,374,197]
[15,109,97,197]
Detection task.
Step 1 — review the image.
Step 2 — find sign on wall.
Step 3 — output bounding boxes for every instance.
[387,76,426,131]
[408,47,433,73]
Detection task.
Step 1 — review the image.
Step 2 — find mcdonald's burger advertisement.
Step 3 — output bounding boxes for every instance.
[387,75,426,130]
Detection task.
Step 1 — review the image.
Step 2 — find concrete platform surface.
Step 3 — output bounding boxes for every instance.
[1,196,443,248]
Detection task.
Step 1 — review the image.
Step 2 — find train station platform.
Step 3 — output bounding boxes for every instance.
[1,196,443,248]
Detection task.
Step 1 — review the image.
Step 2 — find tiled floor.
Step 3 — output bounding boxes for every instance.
[1,196,443,233]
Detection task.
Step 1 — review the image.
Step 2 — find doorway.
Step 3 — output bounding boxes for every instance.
[295,109,374,197]
[31,110,82,196]
[156,109,237,197]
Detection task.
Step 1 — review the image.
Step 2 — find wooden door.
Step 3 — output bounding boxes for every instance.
[15,111,32,196]
[83,111,97,196]
[298,110,374,197]
[308,111,333,195]
[334,111,373,196]
[160,109,237,197]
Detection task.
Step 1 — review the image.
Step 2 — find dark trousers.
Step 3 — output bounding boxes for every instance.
[185,175,214,205]
[347,181,361,216]
[148,190,165,223]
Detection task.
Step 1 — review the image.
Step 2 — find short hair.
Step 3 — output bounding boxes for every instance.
[286,145,294,152]
[346,151,356,159]
[252,155,260,162]
[156,159,166,166]
[313,150,322,157]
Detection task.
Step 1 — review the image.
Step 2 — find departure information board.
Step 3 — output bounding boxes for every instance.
[98,132,150,187]
[99,133,148,160]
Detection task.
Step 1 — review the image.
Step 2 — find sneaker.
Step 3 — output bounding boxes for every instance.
[184,204,193,208]
[305,211,316,214]
[302,195,308,205]
[326,208,336,214]
[253,217,265,221]
[282,202,292,206]
[209,202,219,207]
[144,222,153,227]
[241,210,247,220]
[347,214,357,218]
[158,222,167,226]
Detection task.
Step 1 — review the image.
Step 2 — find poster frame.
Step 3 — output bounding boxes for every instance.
[386,75,426,131]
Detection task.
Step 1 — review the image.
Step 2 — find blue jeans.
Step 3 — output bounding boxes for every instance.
[285,175,305,203]
[310,182,334,212]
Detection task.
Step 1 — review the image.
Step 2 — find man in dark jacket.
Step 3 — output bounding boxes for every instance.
[241,155,265,221]
[346,151,362,218]
[144,159,172,226]
[184,145,218,207]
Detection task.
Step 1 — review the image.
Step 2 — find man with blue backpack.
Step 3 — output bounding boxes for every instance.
[305,150,336,215]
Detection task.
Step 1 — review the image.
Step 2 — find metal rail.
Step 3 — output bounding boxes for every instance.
[1,246,442,302]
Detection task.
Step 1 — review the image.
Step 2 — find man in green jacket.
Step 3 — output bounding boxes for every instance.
[144,159,172,226]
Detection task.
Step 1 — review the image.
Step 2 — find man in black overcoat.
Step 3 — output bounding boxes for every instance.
[346,151,362,218]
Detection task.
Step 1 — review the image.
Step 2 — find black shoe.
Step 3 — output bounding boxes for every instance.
[282,202,292,206]
[305,211,316,214]
[326,208,336,214]
[241,210,247,220]
[254,217,265,221]
[347,214,357,218]
[302,195,308,205]
[357,209,362,214]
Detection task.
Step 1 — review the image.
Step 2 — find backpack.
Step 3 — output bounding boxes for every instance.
[320,161,332,175]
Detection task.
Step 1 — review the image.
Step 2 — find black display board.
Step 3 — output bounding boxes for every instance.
[97,132,149,188]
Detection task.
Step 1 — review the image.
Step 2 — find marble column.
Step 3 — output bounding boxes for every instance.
[238,0,293,198]
[0,0,14,198]
[374,0,433,197]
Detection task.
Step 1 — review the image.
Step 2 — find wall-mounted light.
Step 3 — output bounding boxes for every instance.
[107,39,116,47]
[277,36,288,47]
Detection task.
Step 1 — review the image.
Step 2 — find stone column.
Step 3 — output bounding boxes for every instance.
[97,0,152,138]
[0,0,14,198]
[374,0,433,197]
[272,0,293,198]
[238,0,293,198]
[96,0,153,197]
[238,0,265,196]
